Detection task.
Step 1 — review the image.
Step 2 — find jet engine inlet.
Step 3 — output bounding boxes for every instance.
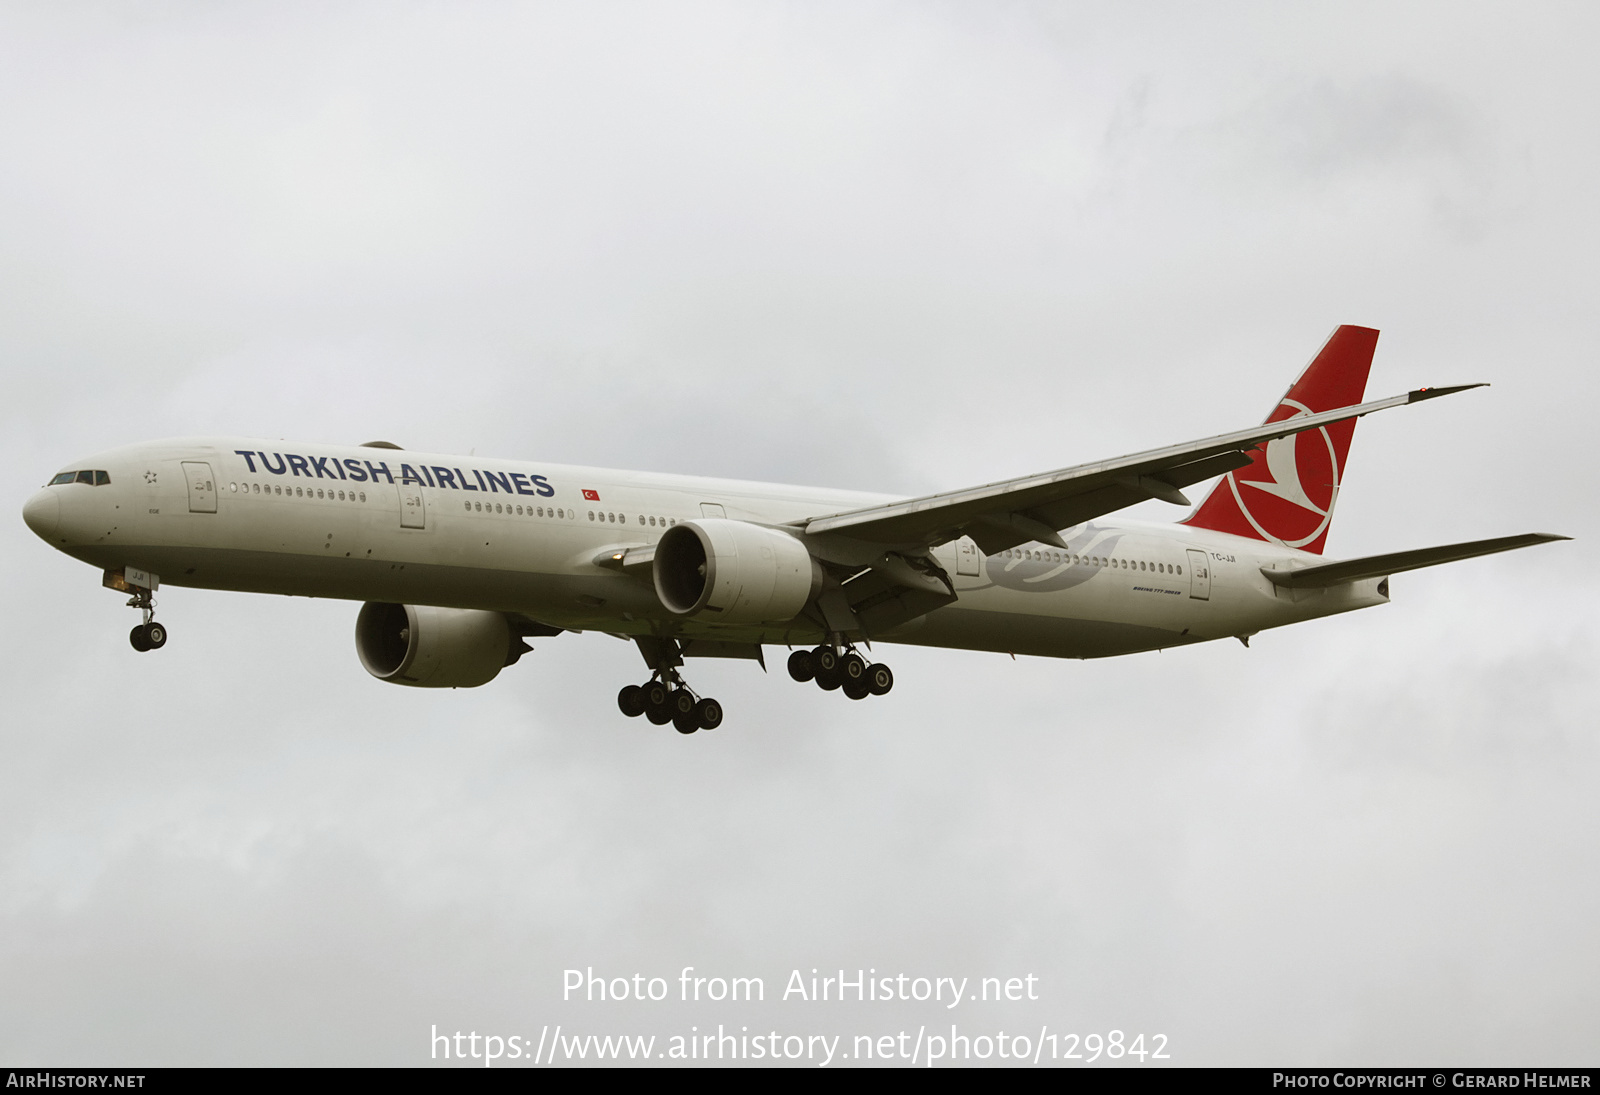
[653,519,822,625]
[355,602,516,688]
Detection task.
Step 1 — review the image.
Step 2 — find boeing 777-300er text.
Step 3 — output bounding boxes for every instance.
[22,326,1568,733]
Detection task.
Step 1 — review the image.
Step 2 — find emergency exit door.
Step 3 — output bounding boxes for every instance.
[181,461,217,513]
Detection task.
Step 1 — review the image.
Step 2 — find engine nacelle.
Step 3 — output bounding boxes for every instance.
[355,602,517,688]
[654,519,822,625]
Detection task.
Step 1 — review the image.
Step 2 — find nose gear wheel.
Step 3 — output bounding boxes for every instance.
[124,587,169,653]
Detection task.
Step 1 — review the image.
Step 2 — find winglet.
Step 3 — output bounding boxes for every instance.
[1407,383,1488,403]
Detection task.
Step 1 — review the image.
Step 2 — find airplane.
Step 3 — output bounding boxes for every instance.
[21,326,1567,734]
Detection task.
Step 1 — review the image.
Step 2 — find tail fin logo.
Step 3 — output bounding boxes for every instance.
[1182,324,1376,554]
[1225,398,1341,549]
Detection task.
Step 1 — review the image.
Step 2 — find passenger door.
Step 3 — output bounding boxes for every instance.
[181,461,217,513]
[955,536,982,577]
[399,482,426,529]
[1186,548,1211,600]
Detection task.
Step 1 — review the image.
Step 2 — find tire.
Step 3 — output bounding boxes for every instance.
[866,663,893,696]
[786,650,815,682]
[841,652,866,682]
[673,708,699,734]
[669,688,696,718]
[813,646,838,675]
[815,666,842,691]
[843,680,870,700]
[129,625,151,652]
[646,706,673,726]
[145,622,167,649]
[694,698,724,731]
[644,681,670,709]
[617,684,646,718]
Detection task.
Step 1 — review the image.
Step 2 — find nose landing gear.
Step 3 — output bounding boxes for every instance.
[787,643,892,701]
[125,589,168,652]
[104,568,168,653]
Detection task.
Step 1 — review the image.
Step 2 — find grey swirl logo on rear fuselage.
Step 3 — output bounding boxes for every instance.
[985,525,1126,593]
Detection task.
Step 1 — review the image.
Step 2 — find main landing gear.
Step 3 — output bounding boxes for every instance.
[617,672,725,735]
[126,588,168,652]
[786,644,893,701]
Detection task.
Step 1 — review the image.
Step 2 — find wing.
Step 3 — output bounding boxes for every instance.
[800,385,1484,556]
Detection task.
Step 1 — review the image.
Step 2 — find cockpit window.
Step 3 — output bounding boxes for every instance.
[48,470,111,486]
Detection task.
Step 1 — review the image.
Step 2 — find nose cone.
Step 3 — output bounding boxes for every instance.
[22,489,59,539]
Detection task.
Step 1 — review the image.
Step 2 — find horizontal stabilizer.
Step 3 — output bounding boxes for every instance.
[1261,533,1570,589]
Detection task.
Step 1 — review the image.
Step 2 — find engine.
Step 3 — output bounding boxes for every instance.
[654,519,822,625]
[355,602,521,688]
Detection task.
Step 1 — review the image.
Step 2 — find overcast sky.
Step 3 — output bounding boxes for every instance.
[2,1,1596,1067]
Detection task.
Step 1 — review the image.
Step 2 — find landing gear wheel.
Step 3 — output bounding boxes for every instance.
[646,706,673,726]
[786,650,815,682]
[617,684,646,718]
[866,663,893,696]
[843,680,871,700]
[668,688,696,720]
[840,652,866,683]
[815,666,842,691]
[694,698,723,731]
[129,624,151,652]
[145,622,167,649]
[673,708,699,734]
[644,681,670,709]
[812,646,839,675]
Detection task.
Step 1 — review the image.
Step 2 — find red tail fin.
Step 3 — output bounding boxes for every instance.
[1182,325,1379,554]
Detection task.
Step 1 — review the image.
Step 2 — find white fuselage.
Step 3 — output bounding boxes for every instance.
[25,436,1388,660]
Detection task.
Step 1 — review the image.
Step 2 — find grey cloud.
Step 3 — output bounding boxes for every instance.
[2,0,1596,1067]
